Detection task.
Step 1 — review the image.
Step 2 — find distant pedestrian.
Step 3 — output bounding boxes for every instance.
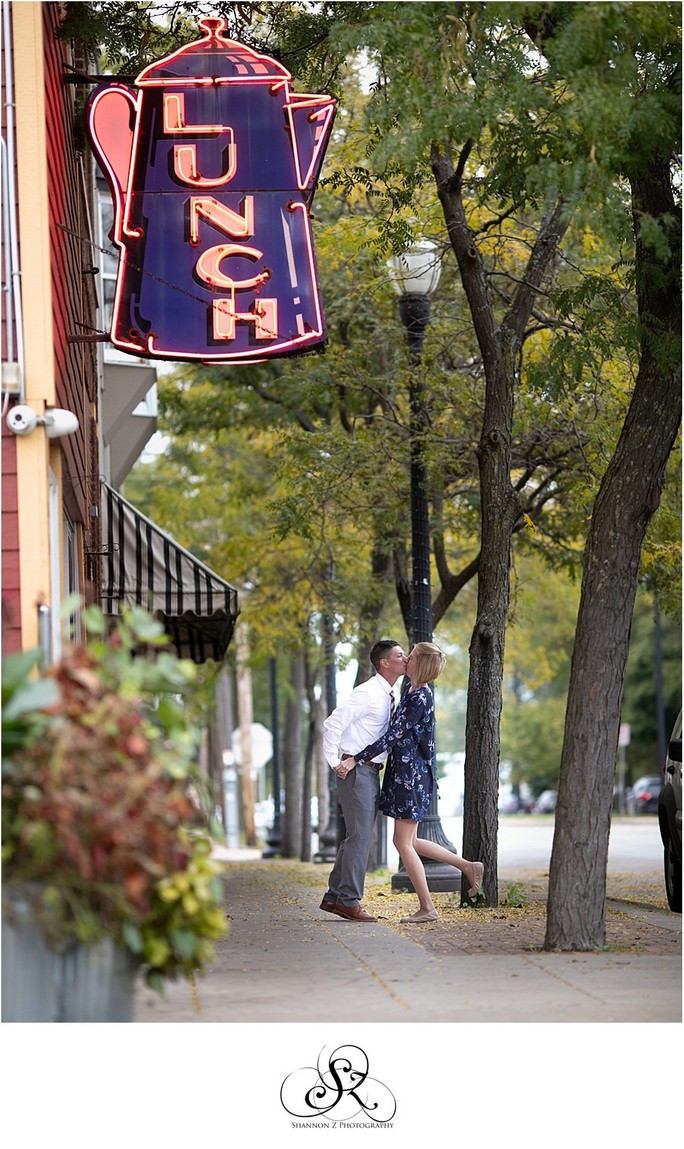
[337,642,484,922]
[320,639,406,922]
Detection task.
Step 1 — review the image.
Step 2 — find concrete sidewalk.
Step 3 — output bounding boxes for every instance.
[134,855,681,1023]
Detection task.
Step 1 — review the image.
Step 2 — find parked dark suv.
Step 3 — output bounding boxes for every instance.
[658,712,682,914]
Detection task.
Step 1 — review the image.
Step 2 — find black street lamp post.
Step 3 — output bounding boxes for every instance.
[387,241,460,892]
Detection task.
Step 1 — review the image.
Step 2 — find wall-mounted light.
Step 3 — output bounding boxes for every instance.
[6,405,79,439]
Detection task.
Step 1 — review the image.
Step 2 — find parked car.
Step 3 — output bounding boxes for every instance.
[658,712,682,913]
[626,775,663,815]
[534,789,558,814]
[498,793,533,814]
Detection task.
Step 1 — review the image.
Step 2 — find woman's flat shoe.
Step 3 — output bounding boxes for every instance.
[468,862,484,898]
[400,911,439,923]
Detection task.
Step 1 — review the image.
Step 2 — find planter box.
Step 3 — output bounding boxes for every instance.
[1,895,60,1021]
[2,893,136,1022]
[59,940,136,1022]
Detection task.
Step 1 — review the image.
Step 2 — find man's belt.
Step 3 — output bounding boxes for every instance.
[341,751,383,771]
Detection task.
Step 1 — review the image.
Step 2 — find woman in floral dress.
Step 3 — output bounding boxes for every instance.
[336,642,484,923]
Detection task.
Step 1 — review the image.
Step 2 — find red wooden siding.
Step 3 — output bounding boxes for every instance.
[1,9,21,652]
[2,6,102,654]
[1,424,21,653]
[1,12,15,368]
[43,4,100,534]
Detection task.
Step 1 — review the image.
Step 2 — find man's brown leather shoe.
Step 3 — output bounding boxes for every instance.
[330,903,377,922]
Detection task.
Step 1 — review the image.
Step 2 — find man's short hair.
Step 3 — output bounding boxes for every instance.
[369,639,402,670]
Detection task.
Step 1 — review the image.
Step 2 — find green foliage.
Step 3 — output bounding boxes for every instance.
[2,608,227,988]
[621,591,682,780]
[58,1,267,75]
[501,881,527,908]
[504,694,568,795]
[640,445,682,620]
[136,837,227,984]
[76,3,679,717]
[1,649,59,768]
[501,556,579,793]
[501,571,682,793]
[58,1,190,73]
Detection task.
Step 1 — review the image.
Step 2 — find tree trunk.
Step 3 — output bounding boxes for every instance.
[236,623,256,847]
[301,648,322,863]
[355,540,396,684]
[462,344,520,905]
[316,612,339,860]
[214,666,236,844]
[432,143,570,905]
[301,726,313,863]
[303,693,325,862]
[545,158,681,949]
[315,695,330,846]
[282,648,305,858]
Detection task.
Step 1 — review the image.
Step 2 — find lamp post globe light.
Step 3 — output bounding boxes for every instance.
[387,239,443,319]
[387,239,460,892]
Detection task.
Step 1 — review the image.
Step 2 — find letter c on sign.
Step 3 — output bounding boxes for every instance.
[196,243,268,291]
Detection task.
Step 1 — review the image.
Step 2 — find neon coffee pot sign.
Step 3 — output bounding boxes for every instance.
[86,17,335,362]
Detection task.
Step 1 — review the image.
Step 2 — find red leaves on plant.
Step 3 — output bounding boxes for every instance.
[124,869,152,907]
[4,640,200,933]
[123,734,150,758]
[91,844,110,870]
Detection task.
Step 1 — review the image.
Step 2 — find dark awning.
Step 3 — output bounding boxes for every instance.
[100,482,239,663]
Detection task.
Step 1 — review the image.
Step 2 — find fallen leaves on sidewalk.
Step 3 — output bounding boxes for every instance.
[358,873,681,956]
[227,860,680,956]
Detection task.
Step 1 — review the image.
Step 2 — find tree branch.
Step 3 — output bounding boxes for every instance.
[392,545,412,640]
[430,143,499,376]
[474,204,519,235]
[432,483,452,588]
[453,139,474,192]
[431,553,480,629]
[252,382,318,433]
[502,199,571,346]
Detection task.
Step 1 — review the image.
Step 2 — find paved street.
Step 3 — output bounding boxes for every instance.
[393,813,665,874]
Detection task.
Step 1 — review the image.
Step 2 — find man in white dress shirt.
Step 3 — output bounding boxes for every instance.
[320,639,406,921]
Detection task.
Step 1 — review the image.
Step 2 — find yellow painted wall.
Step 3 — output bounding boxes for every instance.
[12,1,59,650]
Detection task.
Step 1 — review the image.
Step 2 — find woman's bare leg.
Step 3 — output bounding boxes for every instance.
[413,837,484,894]
[392,820,438,920]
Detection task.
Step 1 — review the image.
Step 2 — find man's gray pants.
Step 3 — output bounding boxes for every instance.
[324,763,380,906]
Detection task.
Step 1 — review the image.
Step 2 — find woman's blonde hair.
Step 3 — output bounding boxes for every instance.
[411,642,446,688]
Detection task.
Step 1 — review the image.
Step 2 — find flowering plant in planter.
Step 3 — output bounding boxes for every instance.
[2,606,227,995]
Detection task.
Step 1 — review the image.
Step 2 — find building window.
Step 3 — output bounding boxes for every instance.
[97,188,152,369]
[63,513,82,644]
[98,195,118,336]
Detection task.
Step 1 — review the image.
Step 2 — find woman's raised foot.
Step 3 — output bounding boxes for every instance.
[468,861,484,898]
